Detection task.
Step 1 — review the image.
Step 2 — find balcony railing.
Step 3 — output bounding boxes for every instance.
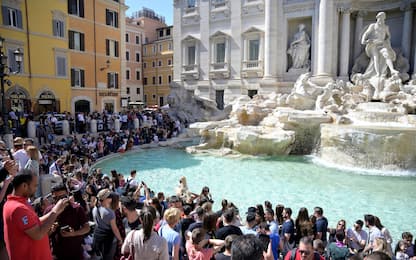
[242,60,262,69]
[183,64,198,72]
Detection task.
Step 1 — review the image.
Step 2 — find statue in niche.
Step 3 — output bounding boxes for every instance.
[360,12,398,79]
[287,23,311,71]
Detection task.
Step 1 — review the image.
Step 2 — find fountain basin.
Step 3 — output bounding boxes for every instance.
[319,123,416,170]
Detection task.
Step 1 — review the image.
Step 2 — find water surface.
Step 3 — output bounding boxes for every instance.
[95,147,416,242]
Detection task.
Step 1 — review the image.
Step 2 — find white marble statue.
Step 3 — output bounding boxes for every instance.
[287,24,311,70]
[361,12,398,78]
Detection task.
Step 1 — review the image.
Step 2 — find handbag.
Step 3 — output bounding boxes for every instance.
[121,230,136,260]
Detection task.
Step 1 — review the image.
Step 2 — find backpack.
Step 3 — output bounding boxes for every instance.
[289,248,321,260]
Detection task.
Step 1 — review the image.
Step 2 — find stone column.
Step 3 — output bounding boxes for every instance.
[263,0,278,79]
[27,121,36,139]
[353,11,366,59]
[133,118,139,129]
[339,7,351,79]
[62,120,70,136]
[90,119,97,134]
[114,119,120,132]
[401,3,413,60]
[313,0,334,84]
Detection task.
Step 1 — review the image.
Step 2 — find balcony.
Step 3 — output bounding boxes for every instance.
[241,60,263,78]
[210,62,230,79]
[181,64,199,80]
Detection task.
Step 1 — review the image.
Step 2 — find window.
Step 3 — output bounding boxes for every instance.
[152,94,156,99]
[106,39,119,57]
[136,88,140,94]
[144,95,147,102]
[126,51,130,61]
[188,46,196,65]
[168,43,173,50]
[143,47,147,55]
[166,28,171,36]
[107,72,119,88]
[158,76,162,84]
[158,60,162,67]
[53,19,65,38]
[249,39,259,61]
[7,48,23,73]
[168,75,172,83]
[126,87,130,94]
[160,97,164,106]
[71,68,85,87]
[56,55,67,77]
[212,0,226,8]
[126,70,130,80]
[168,59,172,65]
[143,62,147,68]
[187,0,196,8]
[136,53,140,62]
[136,71,140,80]
[215,42,226,63]
[152,61,155,67]
[125,33,129,42]
[143,78,147,85]
[152,45,156,53]
[2,7,23,28]
[159,44,162,52]
[106,9,118,28]
[152,77,156,85]
[159,30,164,37]
[135,35,140,44]
[68,0,84,18]
[69,30,85,51]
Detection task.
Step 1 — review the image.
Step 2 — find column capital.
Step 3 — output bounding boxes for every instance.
[337,5,352,14]
[400,0,414,12]
[355,10,368,18]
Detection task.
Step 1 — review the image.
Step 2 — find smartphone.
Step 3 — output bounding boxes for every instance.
[7,149,14,160]
[60,225,71,231]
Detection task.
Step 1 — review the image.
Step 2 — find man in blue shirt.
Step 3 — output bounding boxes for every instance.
[314,207,328,246]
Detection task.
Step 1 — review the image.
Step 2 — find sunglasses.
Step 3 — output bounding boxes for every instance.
[299,250,311,256]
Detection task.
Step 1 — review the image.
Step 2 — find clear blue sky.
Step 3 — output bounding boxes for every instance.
[125,0,173,25]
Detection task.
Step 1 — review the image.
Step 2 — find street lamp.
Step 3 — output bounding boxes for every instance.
[0,36,23,147]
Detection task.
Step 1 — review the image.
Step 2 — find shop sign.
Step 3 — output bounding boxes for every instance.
[99,92,118,97]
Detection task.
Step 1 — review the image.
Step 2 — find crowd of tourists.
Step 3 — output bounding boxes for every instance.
[0,119,415,260]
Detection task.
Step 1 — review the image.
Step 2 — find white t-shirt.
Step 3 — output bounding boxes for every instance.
[13,149,29,171]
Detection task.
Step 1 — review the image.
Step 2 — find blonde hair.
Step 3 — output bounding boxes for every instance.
[26,146,39,161]
[164,207,181,226]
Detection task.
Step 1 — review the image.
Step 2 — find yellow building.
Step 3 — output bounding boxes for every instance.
[0,0,70,114]
[69,0,127,114]
[143,26,173,107]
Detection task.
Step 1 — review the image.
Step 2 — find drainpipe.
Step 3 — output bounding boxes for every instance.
[94,0,98,107]
[24,0,33,110]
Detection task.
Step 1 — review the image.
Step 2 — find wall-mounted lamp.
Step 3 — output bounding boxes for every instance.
[100,59,111,71]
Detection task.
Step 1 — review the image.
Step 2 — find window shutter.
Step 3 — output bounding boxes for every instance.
[69,31,74,49]
[106,39,109,56]
[16,9,23,28]
[2,6,9,25]
[107,73,111,88]
[115,41,119,57]
[105,9,110,26]
[71,68,75,86]
[115,12,118,28]
[80,69,85,87]
[80,33,85,51]
[115,73,119,88]
[79,0,84,17]
[53,20,57,36]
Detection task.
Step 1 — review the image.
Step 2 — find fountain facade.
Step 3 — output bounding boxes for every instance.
[171,1,416,171]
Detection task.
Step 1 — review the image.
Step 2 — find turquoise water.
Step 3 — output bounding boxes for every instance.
[95,147,416,243]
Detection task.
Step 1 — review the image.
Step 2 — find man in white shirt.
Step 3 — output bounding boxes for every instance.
[12,137,29,171]
[347,219,368,253]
